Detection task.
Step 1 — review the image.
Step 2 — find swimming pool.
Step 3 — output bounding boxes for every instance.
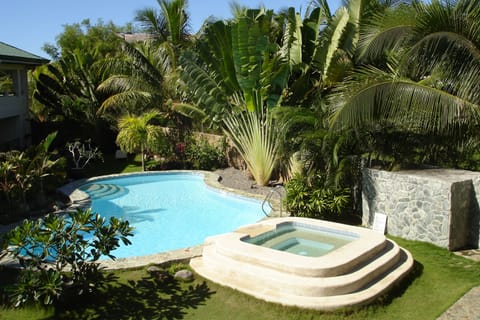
[75,172,266,259]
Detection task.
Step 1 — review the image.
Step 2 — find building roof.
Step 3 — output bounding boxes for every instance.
[0,41,49,66]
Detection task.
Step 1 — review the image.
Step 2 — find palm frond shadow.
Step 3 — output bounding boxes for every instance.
[54,273,214,319]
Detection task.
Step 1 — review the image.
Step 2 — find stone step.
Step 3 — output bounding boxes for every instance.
[82,183,127,200]
[197,239,402,297]
[206,230,388,277]
[190,246,414,310]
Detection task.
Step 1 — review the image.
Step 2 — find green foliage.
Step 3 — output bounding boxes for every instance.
[179,8,290,128]
[42,19,125,61]
[331,0,480,135]
[184,137,227,170]
[0,133,66,223]
[223,110,283,186]
[116,111,165,171]
[1,208,133,307]
[284,173,350,218]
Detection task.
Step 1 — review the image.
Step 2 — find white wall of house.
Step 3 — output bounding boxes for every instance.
[0,64,30,149]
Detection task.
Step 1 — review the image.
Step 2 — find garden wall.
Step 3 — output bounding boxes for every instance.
[362,168,480,250]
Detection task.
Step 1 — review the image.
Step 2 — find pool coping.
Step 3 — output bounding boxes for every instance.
[204,217,387,277]
[57,170,270,211]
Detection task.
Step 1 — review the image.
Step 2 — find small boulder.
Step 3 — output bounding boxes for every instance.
[174,269,194,282]
[147,266,161,274]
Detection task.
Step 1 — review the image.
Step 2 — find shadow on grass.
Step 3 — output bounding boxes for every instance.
[373,257,424,307]
[54,274,214,319]
[83,154,142,178]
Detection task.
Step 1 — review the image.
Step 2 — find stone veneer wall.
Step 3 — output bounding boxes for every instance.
[362,168,480,250]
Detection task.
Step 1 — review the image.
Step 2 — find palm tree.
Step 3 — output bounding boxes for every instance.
[179,9,291,183]
[100,0,196,137]
[134,0,192,98]
[135,0,190,47]
[330,0,480,135]
[116,111,163,171]
[98,41,165,115]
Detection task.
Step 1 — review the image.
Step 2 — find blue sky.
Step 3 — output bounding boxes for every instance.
[2,0,341,59]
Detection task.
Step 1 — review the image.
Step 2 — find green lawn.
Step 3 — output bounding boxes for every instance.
[83,153,144,177]
[1,237,479,320]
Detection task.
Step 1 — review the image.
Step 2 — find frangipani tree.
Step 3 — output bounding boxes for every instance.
[116,111,163,171]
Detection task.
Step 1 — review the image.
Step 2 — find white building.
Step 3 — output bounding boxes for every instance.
[0,41,48,149]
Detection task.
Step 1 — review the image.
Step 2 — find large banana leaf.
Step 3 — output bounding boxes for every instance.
[197,21,240,94]
[280,7,303,67]
[231,10,270,111]
[315,7,350,83]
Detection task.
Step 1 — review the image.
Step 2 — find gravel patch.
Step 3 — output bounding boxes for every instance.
[214,167,285,198]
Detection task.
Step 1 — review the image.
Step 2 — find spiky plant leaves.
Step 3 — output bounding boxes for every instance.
[223,109,283,186]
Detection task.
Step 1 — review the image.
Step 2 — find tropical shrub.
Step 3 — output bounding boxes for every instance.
[284,173,351,219]
[0,208,133,307]
[116,111,164,171]
[185,137,227,170]
[0,133,66,223]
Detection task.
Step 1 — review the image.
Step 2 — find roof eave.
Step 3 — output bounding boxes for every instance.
[0,55,49,67]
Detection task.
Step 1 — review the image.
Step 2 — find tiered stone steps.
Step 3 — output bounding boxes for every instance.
[80,183,128,200]
[190,218,414,310]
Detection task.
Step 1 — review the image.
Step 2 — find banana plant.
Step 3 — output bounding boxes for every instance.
[180,8,290,121]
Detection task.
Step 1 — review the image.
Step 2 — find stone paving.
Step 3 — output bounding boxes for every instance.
[437,286,480,320]
[436,250,480,320]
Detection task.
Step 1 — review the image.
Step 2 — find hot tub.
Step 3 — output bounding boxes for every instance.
[242,221,358,257]
[190,217,414,310]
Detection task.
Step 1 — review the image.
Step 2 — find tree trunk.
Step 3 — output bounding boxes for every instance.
[141,144,145,171]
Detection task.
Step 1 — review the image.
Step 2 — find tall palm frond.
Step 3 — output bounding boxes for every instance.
[330,66,480,133]
[356,5,416,63]
[135,8,168,41]
[135,0,190,46]
[223,109,283,186]
[97,41,164,114]
[332,0,480,136]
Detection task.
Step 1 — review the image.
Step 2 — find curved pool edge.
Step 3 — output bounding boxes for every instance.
[100,244,204,270]
[58,170,270,210]
[54,170,278,269]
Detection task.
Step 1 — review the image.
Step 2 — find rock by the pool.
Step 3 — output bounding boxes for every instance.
[174,269,194,282]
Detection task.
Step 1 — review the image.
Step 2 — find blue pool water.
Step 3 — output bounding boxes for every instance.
[78,172,266,258]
